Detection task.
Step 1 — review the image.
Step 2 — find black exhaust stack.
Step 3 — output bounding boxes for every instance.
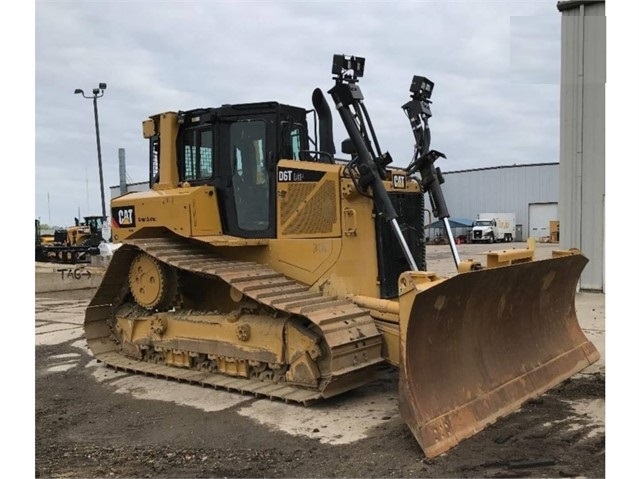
[312,88,336,158]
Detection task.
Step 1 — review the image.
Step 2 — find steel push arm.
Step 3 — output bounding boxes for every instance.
[402,76,460,267]
[327,55,419,272]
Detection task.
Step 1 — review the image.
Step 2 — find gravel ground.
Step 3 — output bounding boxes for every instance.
[33,242,606,478]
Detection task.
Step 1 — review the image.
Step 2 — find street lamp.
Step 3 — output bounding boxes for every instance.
[74,83,108,220]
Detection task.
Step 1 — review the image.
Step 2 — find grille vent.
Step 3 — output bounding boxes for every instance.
[282,181,337,235]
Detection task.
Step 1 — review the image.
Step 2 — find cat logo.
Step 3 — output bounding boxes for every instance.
[392,174,406,189]
[112,206,136,228]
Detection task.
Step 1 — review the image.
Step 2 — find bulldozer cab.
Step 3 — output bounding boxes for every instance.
[73,215,106,246]
[164,103,310,239]
[83,215,105,232]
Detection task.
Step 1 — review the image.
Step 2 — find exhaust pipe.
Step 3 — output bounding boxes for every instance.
[312,88,336,157]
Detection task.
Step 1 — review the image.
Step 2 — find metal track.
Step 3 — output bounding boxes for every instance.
[85,236,384,405]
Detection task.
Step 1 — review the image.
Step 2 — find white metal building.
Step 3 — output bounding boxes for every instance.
[439,163,560,241]
[557,0,605,291]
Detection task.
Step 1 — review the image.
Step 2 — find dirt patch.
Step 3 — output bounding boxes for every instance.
[36,337,604,478]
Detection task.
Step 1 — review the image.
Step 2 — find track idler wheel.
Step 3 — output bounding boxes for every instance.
[128,252,178,310]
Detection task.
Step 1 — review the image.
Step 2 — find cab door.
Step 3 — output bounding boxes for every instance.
[220,114,277,238]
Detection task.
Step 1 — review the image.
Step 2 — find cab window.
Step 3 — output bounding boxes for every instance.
[183,128,213,181]
[281,122,305,160]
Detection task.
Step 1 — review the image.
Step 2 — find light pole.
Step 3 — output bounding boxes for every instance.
[74,83,107,220]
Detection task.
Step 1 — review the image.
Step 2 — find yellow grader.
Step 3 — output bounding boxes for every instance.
[84,55,599,458]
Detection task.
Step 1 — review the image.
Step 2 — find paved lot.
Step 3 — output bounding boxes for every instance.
[34,242,605,478]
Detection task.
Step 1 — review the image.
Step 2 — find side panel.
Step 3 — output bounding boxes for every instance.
[270,159,343,288]
[276,160,342,239]
[268,239,342,287]
[111,186,223,242]
[273,172,382,298]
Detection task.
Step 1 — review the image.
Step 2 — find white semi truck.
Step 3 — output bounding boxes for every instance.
[471,213,516,243]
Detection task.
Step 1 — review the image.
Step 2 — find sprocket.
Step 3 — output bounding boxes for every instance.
[128,252,177,310]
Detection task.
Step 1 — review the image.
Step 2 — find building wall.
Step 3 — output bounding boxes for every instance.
[558,0,605,291]
[440,163,559,238]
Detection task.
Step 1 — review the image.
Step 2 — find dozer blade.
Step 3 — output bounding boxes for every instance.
[397,253,600,458]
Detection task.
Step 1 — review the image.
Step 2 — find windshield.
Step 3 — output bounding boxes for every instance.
[231,119,269,231]
[85,217,104,230]
[475,220,492,227]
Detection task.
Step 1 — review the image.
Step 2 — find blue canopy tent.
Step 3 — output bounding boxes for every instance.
[425,217,475,243]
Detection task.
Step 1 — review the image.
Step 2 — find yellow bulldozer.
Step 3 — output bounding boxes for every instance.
[35,216,106,264]
[84,55,599,458]
[61,215,107,248]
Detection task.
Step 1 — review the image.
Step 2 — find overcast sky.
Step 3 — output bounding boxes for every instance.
[35,0,562,227]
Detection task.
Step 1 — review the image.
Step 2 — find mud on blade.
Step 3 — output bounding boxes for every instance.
[398,254,600,458]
